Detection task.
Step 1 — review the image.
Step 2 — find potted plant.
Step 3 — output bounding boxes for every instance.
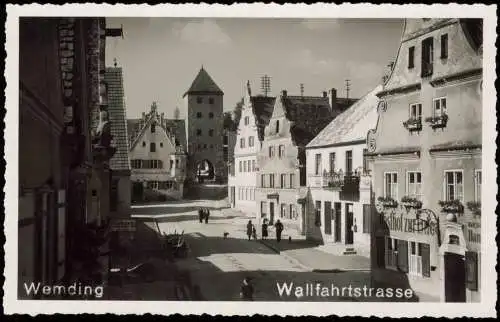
[438,199,464,214]
[400,196,423,209]
[377,196,398,208]
[466,201,481,217]
[403,117,422,132]
[425,114,448,129]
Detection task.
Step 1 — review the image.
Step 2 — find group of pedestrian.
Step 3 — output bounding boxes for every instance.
[198,208,210,224]
[246,218,284,243]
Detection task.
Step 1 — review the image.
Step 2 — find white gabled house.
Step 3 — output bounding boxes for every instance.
[305,85,382,257]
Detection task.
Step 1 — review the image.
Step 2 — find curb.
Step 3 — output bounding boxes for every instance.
[258,240,313,272]
[259,240,372,274]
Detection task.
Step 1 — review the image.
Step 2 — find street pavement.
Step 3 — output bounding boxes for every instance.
[128,200,417,302]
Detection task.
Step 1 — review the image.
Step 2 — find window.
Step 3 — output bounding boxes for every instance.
[239,161,242,173]
[244,116,250,125]
[278,145,285,158]
[408,46,415,69]
[142,141,146,147]
[252,160,256,172]
[433,97,447,116]
[269,146,275,158]
[209,112,214,118]
[160,142,163,148]
[249,136,254,147]
[223,135,228,145]
[151,124,156,133]
[315,154,322,175]
[203,144,207,149]
[276,120,280,134]
[148,181,159,190]
[445,170,463,202]
[281,174,286,188]
[209,129,214,137]
[329,152,336,174]
[409,241,423,277]
[385,237,398,268]
[440,34,448,59]
[209,98,214,104]
[243,161,247,173]
[362,204,371,233]
[131,159,142,169]
[363,149,368,174]
[240,138,245,148]
[384,172,398,200]
[196,112,202,118]
[197,97,203,104]
[407,171,422,200]
[421,37,434,77]
[261,174,266,188]
[345,150,353,175]
[270,174,275,188]
[289,174,295,188]
[196,129,202,136]
[150,142,156,152]
[315,201,321,227]
[170,160,174,169]
[210,144,213,149]
[409,103,422,119]
[261,201,267,217]
[475,170,482,202]
[281,204,287,218]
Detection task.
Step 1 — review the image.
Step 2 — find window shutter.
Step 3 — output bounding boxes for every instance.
[362,204,371,233]
[421,243,431,277]
[397,239,409,272]
[465,251,478,291]
[384,238,390,268]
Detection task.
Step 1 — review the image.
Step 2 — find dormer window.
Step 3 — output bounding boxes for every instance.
[244,116,250,125]
[151,124,156,133]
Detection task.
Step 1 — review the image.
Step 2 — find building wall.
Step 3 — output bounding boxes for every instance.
[306,143,371,255]
[370,19,482,302]
[130,122,186,199]
[185,94,225,180]
[256,99,303,233]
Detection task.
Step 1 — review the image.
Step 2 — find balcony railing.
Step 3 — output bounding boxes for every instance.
[308,170,365,192]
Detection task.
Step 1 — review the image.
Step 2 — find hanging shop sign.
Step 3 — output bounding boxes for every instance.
[382,211,437,236]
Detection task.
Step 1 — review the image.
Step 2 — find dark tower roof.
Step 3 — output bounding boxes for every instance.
[183,66,224,97]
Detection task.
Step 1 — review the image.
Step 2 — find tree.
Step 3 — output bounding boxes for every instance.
[223,112,234,131]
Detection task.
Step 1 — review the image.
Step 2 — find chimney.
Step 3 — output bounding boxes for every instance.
[281,90,287,97]
[329,88,337,111]
[322,91,327,98]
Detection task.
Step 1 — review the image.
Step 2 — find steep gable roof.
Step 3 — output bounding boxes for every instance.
[280,95,335,146]
[105,67,131,171]
[250,95,276,141]
[127,103,187,153]
[307,85,382,148]
[183,66,223,97]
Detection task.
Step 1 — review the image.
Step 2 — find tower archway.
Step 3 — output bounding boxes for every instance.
[195,159,215,183]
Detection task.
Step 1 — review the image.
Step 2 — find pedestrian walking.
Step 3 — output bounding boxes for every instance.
[246,220,253,241]
[261,219,268,240]
[274,219,284,243]
[205,208,210,224]
[240,277,254,301]
[198,208,203,223]
[252,225,257,240]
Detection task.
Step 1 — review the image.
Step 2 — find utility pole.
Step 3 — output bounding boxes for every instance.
[345,79,351,99]
[261,75,271,97]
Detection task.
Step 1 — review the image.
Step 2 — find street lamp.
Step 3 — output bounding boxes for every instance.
[415,208,442,247]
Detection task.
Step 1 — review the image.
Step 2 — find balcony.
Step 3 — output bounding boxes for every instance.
[308,171,343,189]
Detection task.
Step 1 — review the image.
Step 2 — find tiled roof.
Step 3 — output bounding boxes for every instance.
[250,95,276,141]
[307,85,382,148]
[127,109,187,153]
[281,95,335,146]
[183,66,223,97]
[105,67,131,171]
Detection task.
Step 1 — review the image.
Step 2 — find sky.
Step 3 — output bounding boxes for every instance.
[105,18,404,119]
